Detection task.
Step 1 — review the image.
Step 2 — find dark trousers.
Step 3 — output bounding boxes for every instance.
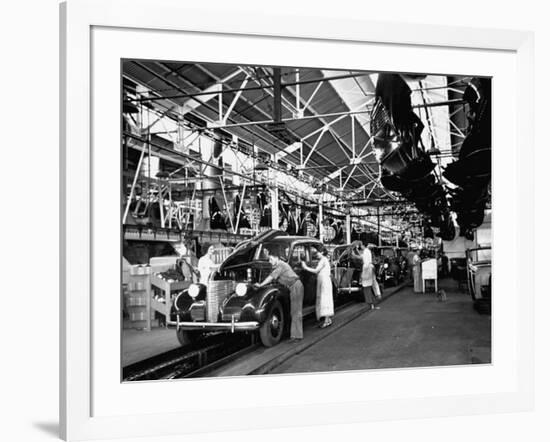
[289,280,304,339]
[363,285,377,304]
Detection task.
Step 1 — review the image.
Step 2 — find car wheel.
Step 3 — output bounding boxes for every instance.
[259,300,284,347]
[176,328,202,347]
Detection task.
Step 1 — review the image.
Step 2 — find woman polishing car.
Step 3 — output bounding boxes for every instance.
[301,247,334,328]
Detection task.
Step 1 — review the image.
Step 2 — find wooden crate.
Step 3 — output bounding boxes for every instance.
[125,265,152,331]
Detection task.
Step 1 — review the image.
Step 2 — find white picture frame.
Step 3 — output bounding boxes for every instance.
[60,0,534,440]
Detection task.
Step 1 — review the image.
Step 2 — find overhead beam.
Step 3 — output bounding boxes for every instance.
[207,108,372,130]
[320,165,348,185]
[180,69,242,115]
[196,64,352,190]
[302,130,326,167]
[141,61,330,178]
[221,75,249,124]
[133,61,369,196]
[274,141,302,162]
[283,79,384,193]
[272,67,282,122]
[132,72,372,103]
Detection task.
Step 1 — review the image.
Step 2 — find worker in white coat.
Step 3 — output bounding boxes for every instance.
[361,244,382,310]
[197,245,218,285]
[412,249,422,293]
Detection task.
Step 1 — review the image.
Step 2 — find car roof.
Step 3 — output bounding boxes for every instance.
[268,236,320,244]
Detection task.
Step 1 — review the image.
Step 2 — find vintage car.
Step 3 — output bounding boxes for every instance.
[170,230,333,347]
[372,246,404,286]
[330,241,364,298]
[466,246,491,312]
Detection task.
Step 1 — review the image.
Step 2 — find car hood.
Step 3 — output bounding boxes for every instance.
[219,229,288,272]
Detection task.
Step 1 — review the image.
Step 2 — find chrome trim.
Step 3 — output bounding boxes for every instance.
[338,287,361,293]
[177,321,260,332]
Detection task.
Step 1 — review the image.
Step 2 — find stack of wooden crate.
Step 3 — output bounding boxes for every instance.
[125,265,152,330]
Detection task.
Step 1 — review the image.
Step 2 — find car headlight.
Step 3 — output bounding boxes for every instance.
[384,263,389,269]
[235,283,248,297]
[188,284,200,298]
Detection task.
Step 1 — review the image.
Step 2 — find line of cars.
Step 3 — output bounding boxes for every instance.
[329,242,408,293]
[169,230,409,348]
[125,231,491,348]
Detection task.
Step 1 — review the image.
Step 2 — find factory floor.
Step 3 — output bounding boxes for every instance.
[270,277,491,375]
[121,277,490,374]
[122,327,180,367]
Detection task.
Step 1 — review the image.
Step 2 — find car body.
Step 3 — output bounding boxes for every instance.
[170,230,332,347]
[466,246,491,312]
[330,241,364,296]
[371,246,404,286]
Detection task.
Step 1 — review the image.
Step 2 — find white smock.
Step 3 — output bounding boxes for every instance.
[197,254,216,285]
[361,248,375,287]
[314,256,334,320]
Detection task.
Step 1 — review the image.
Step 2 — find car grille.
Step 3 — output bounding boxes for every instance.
[206,280,235,323]
[190,302,206,321]
[221,312,242,322]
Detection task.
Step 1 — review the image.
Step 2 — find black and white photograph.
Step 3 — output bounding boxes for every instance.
[121,60,492,381]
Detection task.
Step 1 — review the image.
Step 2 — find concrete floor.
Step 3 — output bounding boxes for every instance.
[122,327,180,367]
[270,278,491,374]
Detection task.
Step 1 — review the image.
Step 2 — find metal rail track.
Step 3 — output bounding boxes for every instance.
[122,333,257,381]
[122,298,357,382]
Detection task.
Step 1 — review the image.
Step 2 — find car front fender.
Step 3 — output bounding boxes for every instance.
[222,286,283,323]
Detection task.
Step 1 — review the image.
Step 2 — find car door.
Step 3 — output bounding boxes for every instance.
[291,243,315,306]
[302,243,323,306]
[334,247,352,292]
[287,244,313,303]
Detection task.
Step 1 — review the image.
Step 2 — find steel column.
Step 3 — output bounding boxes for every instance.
[319,199,324,243]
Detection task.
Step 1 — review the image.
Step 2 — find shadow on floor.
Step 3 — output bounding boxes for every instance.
[33,421,59,438]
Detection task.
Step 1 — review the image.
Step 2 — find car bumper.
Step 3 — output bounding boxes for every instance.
[174,319,260,332]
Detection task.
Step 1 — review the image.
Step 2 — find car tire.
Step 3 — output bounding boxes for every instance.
[176,328,202,347]
[259,300,285,347]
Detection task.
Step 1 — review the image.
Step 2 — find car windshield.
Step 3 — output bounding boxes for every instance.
[381,248,395,258]
[256,242,291,262]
